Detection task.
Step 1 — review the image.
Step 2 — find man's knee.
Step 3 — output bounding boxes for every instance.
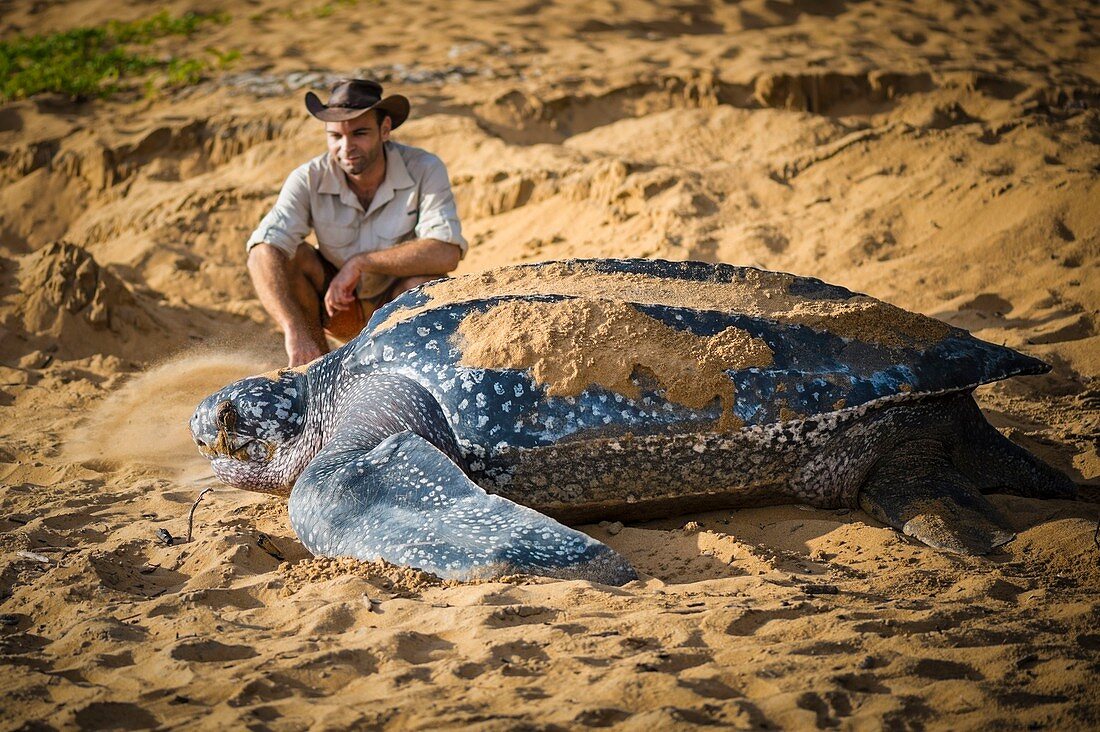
[247,243,322,283]
[290,244,326,290]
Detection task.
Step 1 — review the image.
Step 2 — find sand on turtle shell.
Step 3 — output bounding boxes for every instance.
[455,297,772,429]
[380,261,952,349]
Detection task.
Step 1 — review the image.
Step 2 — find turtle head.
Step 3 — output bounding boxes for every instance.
[190,369,310,496]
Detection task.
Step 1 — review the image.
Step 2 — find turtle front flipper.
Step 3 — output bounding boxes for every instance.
[858,439,1015,555]
[291,432,637,584]
[288,375,637,585]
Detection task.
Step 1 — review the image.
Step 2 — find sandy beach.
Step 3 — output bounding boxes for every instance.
[1,0,1098,728]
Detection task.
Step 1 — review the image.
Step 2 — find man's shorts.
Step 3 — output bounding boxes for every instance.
[318,255,399,339]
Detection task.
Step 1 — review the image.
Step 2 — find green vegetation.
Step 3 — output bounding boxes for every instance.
[250,0,361,22]
[312,0,360,18]
[0,11,234,102]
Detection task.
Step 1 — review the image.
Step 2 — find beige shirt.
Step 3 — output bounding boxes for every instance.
[247,141,466,296]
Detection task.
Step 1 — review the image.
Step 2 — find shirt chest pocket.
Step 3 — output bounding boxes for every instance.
[377,191,419,241]
[314,220,359,249]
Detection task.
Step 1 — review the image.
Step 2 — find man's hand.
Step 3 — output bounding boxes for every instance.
[285,329,325,368]
[325,256,363,317]
[323,241,460,317]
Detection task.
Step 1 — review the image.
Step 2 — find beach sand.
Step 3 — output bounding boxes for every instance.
[1,0,1098,728]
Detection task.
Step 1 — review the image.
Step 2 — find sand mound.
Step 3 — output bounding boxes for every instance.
[8,241,172,362]
[1007,514,1100,588]
[18,241,152,334]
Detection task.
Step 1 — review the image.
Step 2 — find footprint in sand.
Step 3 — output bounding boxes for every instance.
[169,639,258,663]
[73,702,159,731]
[908,657,983,681]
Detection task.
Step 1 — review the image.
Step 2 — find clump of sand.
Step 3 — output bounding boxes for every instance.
[18,241,130,331]
[281,556,446,597]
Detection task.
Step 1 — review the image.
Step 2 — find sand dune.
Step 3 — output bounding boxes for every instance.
[1,0,1098,728]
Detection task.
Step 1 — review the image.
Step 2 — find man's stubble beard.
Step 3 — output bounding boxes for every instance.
[339,142,382,177]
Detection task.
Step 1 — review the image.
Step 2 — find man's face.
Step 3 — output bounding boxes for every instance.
[325,111,391,177]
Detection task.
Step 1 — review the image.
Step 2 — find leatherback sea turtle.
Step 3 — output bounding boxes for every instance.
[190,259,1076,585]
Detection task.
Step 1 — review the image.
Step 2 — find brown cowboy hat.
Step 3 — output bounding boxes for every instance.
[304,79,410,128]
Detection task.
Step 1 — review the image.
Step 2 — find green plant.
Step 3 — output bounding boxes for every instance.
[207,47,241,70]
[278,0,360,20]
[313,0,359,18]
[0,11,231,101]
[164,57,207,87]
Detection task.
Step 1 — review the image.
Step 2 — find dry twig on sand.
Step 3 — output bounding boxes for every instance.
[187,488,213,542]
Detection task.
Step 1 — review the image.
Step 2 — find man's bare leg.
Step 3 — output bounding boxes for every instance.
[247,243,330,366]
[288,244,330,345]
[288,245,384,344]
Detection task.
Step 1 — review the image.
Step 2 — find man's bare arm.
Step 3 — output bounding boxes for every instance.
[247,243,327,366]
[353,238,462,277]
[325,239,461,315]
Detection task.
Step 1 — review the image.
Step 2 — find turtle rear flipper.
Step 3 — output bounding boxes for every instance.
[288,375,637,585]
[858,439,1015,555]
[950,398,1077,500]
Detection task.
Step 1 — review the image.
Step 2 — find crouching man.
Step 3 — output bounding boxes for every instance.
[247,78,466,366]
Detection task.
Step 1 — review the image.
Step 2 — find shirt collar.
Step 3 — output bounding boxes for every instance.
[317,154,345,197]
[317,143,415,214]
[364,142,414,217]
[384,142,415,191]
